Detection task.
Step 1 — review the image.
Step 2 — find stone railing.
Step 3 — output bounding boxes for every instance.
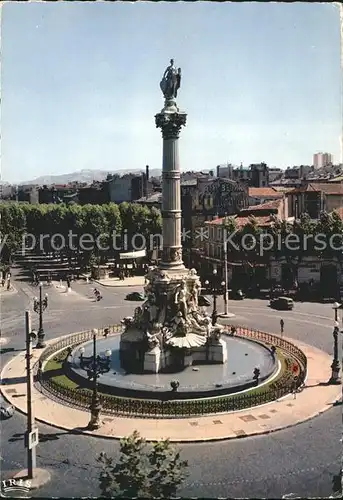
[35,324,307,419]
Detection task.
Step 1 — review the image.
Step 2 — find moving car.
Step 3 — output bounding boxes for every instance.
[125,292,145,301]
[198,295,211,307]
[230,289,244,300]
[270,296,294,311]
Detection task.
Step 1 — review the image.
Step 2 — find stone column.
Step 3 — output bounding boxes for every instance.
[155,103,187,270]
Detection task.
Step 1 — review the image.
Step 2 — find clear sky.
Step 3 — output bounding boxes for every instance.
[2,1,342,183]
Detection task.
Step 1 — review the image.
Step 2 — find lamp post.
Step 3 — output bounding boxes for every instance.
[25,311,39,479]
[332,302,340,323]
[205,267,225,326]
[33,283,48,348]
[78,329,111,430]
[329,321,341,385]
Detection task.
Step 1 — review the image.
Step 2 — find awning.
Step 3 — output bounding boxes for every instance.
[119,250,146,260]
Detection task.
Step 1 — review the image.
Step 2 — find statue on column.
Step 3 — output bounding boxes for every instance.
[160,59,181,99]
[174,280,188,319]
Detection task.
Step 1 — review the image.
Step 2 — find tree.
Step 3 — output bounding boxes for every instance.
[102,203,122,259]
[97,430,188,498]
[0,203,27,263]
[314,210,343,260]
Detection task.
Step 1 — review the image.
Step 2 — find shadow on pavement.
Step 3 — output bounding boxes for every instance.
[8,429,87,444]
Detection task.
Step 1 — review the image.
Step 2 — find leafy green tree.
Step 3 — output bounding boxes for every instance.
[0,203,27,263]
[119,202,152,251]
[82,204,109,269]
[61,204,85,270]
[24,204,47,252]
[314,210,343,260]
[97,430,188,498]
[101,203,122,258]
[268,213,314,285]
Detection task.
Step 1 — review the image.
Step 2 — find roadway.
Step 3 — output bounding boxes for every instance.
[0,276,341,498]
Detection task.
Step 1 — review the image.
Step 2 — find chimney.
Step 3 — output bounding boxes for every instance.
[216,165,220,177]
[145,165,149,181]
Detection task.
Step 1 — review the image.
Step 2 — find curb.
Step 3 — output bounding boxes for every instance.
[4,394,340,443]
[1,334,340,443]
[89,278,145,288]
[0,287,17,296]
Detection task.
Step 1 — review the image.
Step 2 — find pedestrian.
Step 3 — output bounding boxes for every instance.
[280,318,284,337]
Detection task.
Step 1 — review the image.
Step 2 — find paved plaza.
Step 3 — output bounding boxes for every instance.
[1,334,340,442]
[0,271,341,498]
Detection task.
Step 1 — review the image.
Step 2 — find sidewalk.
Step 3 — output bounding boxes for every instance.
[0,286,17,297]
[0,336,340,442]
[51,281,89,301]
[90,276,145,288]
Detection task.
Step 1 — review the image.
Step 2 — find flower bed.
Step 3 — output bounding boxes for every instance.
[37,325,306,419]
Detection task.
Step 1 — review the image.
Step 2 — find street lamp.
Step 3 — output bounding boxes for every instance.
[332,302,340,323]
[205,267,225,326]
[328,321,341,385]
[25,311,39,480]
[78,329,112,430]
[33,283,48,348]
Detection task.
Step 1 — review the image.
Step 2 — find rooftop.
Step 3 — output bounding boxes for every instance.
[135,193,162,204]
[289,183,343,195]
[205,214,274,228]
[328,175,343,183]
[181,179,198,186]
[248,187,283,198]
[239,199,282,212]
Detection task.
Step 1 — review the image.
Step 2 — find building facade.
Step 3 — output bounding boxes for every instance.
[313,152,333,169]
[287,183,343,219]
[216,163,270,187]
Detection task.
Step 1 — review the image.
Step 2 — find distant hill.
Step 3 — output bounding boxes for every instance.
[19,168,161,186]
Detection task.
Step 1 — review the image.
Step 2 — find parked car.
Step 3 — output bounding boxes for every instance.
[125,292,145,301]
[0,395,14,420]
[198,295,211,307]
[270,297,294,311]
[230,289,244,300]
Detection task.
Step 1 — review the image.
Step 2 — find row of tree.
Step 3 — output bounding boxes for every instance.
[0,202,162,267]
[1,202,342,270]
[222,211,343,266]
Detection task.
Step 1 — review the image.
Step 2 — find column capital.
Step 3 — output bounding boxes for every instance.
[155,111,187,139]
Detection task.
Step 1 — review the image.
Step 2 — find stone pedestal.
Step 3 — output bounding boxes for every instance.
[208,339,228,364]
[144,346,162,373]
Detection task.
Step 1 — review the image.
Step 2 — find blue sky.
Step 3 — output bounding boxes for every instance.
[2,1,342,183]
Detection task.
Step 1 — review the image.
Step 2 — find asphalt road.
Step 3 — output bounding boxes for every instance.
[1,274,341,498]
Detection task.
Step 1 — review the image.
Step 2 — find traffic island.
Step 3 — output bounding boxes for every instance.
[1,325,340,442]
[12,468,51,490]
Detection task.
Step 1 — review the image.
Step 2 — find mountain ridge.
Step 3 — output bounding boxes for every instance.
[11,168,162,185]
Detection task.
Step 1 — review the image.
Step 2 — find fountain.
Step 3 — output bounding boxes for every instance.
[119,59,228,374]
[67,60,278,401]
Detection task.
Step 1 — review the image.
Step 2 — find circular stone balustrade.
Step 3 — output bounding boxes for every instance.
[35,325,307,419]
